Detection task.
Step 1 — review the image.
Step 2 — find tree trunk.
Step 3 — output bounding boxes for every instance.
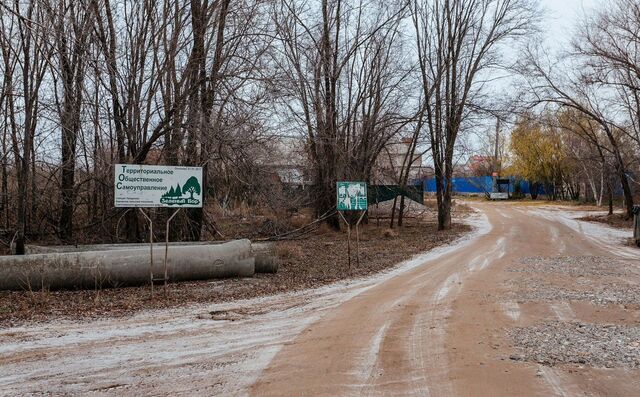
[15,59,36,255]
[55,2,88,242]
[0,156,6,214]
[58,123,76,241]
[389,195,398,229]
[0,125,6,215]
[185,163,206,241]
[58,89,82,240]
[530,182,539,200]
[15,123,31,254]
[434,163,452,230]
[398,194,406,227]
[91,101,100,223]
[608,181,613,216]
[315,166,339,230]
[597,167,604,207]
[580,161,598,204]
[614,156,634,219]
[441,188,452,229]
[605,128,634,218]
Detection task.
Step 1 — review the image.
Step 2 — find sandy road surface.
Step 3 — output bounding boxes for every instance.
[1,202,638,396]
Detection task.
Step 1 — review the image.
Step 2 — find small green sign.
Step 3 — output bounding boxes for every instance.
[337,182,368,211]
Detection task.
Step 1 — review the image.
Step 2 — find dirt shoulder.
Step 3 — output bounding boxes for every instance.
[578,213,633,229]
[0,204,471,328]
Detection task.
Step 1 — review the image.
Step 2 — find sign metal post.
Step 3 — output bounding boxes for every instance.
[137,208,155,294]
[337,211,351,268]
[163,208,183,293]
[337,182,368,269]
[355,211,366,266]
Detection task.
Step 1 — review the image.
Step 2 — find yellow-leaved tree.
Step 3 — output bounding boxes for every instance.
[509,115,572,200]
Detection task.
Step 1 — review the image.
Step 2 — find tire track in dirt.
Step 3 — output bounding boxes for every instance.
[250,213,494,396]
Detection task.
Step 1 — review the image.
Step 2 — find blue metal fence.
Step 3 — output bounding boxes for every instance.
[422,176,543,195]
[422,175,634,197]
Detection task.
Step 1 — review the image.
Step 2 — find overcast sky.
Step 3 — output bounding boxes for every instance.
[463,0,602,158]
[539,0,598,51]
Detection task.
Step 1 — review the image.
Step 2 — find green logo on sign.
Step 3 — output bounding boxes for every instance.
[337,182,368,211]
[160,176,201,206]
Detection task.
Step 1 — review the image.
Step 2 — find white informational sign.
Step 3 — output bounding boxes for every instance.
[114,164,203,208]
[490,192,509,200]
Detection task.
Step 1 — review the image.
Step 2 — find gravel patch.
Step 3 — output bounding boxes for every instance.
[510,280,640,306]
[509,321,640,368]
[510,256,639,277]
[506,256,640,305]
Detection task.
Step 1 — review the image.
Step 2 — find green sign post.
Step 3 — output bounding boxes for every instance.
[336,182,368,268]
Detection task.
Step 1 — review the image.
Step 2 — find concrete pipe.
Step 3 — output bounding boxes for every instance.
[255,254,280,274]
[252,242,280,274]
[24,241,229,254]
[0,239,254,291]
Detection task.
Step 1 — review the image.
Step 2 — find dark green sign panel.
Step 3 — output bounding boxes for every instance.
[337,182,368,211]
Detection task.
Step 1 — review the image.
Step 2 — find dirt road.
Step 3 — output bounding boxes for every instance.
[1,202,638,396]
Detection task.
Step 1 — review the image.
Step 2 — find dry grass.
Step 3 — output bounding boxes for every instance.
[383,228,399,238]
[580,213,633,229]
[274,244,304,260]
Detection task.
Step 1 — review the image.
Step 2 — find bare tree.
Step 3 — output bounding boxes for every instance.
[0,15,14,223]
[575,0,640,148]
[523,45,636,218]
[46,0,94,241]
[556,109,614,207]
[0,2,52,253]
[390,105,430,228]
[272,0,412,228]
[412,0,536,230]
[91,0,201,240]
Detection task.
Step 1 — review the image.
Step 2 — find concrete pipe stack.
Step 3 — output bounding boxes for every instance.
[0,239,279,291]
